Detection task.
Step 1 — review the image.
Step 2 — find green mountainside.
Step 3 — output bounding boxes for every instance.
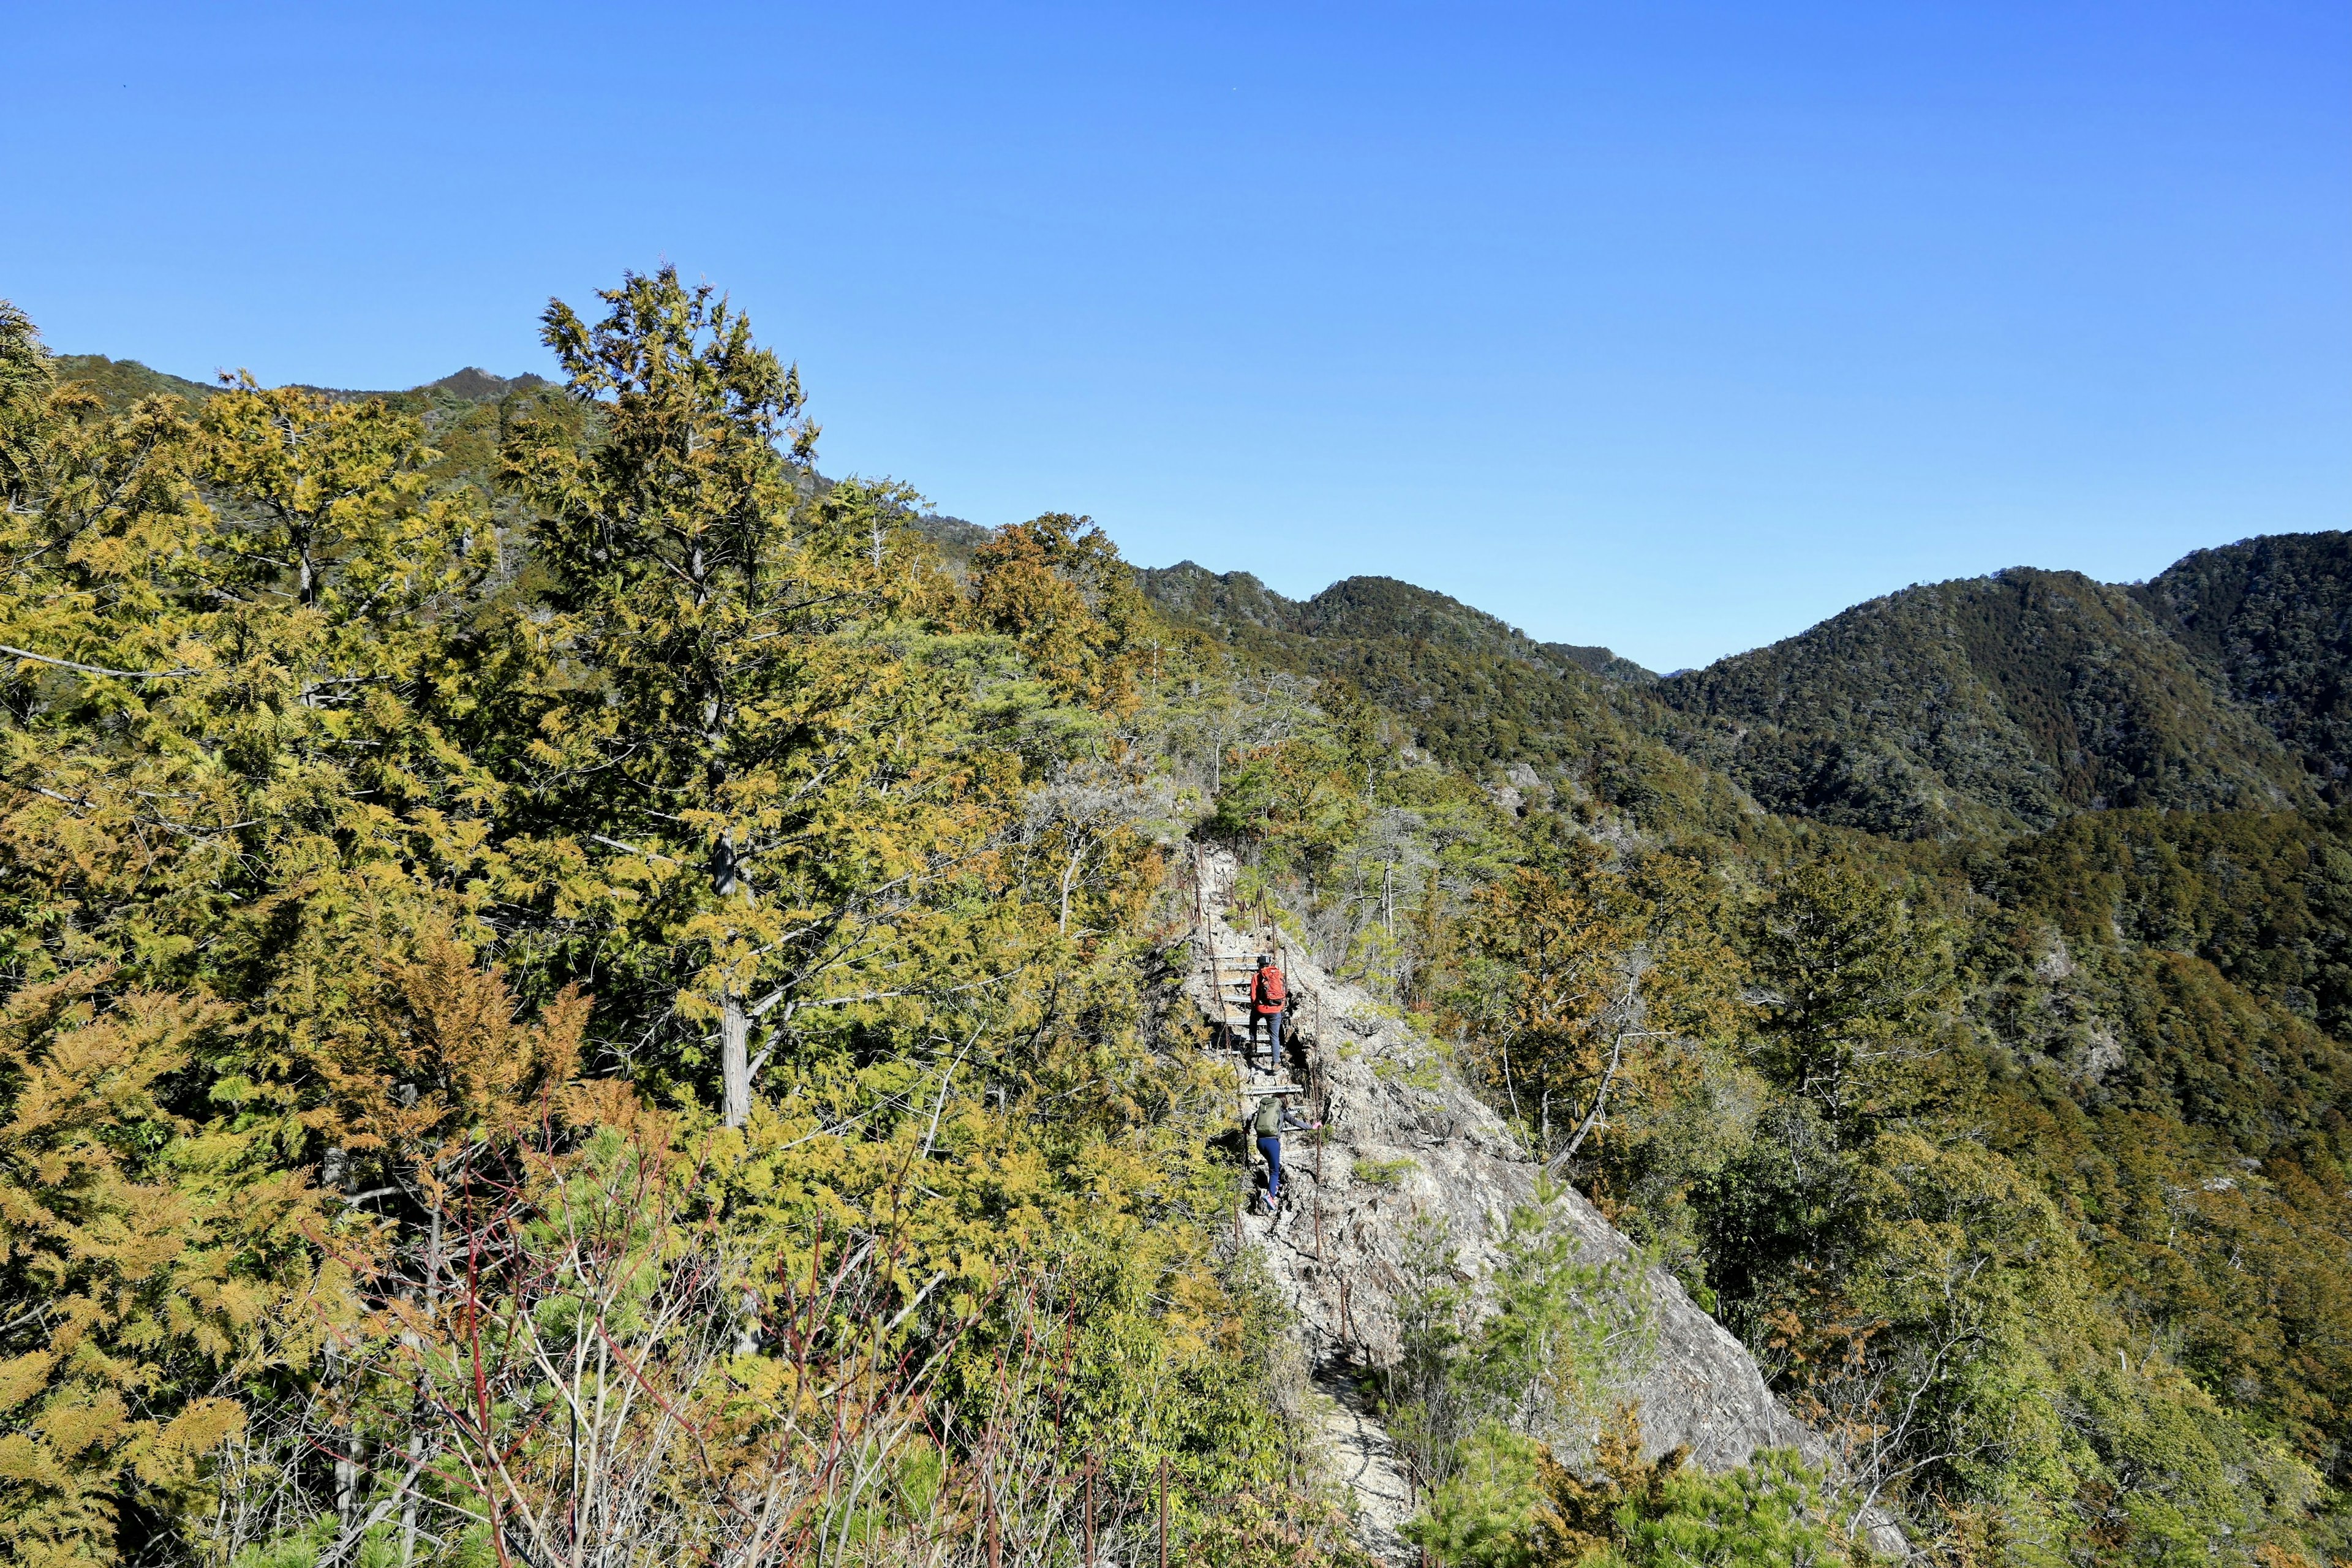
[1136,562,1675,778]
[286,365,552,405]
[1645,566,2314,837]
[1137,541,2352,1551]
[2135,531,2352,793]
[49,352,216,409]
[1144,563,1655,684]
[53,353,548,413]
[1144,550,2352,845]
[1138,562,1749,835]
[15,305,2352,1566]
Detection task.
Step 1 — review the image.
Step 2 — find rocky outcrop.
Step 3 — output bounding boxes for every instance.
[1180,849,1880,1559]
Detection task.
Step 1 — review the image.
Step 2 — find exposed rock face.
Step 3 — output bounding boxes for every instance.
[1182,849,1858,1558]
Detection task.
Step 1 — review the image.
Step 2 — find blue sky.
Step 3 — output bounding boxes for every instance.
[6,2,2347,672]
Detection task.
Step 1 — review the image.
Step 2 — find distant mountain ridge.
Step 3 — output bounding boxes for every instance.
[52,355,547,411]
[50,354,217,409]
[55,350,2352,842]
[1139,563,1656,685]
[1131,562,1762,834]
[1627,536,2352,837]
[288,366,550,403]
[1649,565,2315,836]
[1145,536,2352,841]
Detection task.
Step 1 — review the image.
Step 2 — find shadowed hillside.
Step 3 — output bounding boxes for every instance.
[2135,532,2352,796]
[1650,567,2313,837]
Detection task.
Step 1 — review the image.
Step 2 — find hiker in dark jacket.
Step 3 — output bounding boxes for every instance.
[1249,953,1287,1069]
[1251,1094,1319,1210]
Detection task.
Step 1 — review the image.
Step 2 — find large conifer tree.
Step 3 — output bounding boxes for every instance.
[498,268,999,1126]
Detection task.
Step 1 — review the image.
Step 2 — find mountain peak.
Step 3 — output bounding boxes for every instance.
[1135,565,1654,684]
[418,367,549,400]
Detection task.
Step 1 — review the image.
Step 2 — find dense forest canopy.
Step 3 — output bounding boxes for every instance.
[2,281,2348,1568]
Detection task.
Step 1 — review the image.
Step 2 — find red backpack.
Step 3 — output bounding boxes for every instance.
[1254,963,1287,1011]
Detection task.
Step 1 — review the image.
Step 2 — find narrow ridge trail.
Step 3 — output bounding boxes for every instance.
[1177,845,1890,1562]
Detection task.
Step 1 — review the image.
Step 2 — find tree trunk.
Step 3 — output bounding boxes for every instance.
[722,991,752,1129]
[712,826,758,1128]
[1060,841,1085,932]
[1545,1022,1630,1178]
[335,1436,364,1533]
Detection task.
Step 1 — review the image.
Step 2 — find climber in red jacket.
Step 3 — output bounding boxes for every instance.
[1250,952,1287,1069]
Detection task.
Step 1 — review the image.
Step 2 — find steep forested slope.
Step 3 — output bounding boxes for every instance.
[1145,544,2352,1557]
[1649,567,2312,837]
[1942,808,2352,1476]
[2135,531,2352,794]
[1137,563,1744,834]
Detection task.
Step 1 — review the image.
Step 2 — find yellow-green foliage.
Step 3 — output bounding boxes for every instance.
[0,978,339,1564]
[11,275,2352,1566]
[1409,1415,1856,1568]
[0,283,1306,1563]
[1445,842,1749,1167]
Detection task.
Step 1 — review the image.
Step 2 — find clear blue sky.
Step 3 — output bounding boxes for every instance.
[7,2,2347,671]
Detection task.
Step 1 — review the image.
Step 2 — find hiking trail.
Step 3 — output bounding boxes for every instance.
[1179,845,1903,1563]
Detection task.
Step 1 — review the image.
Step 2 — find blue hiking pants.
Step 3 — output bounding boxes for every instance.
[1258,1136,1284,1201]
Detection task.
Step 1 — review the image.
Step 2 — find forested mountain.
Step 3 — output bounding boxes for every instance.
[47,353,216,409]
[10,287,2352,1568]
[1142,548,2352,845]
[2135,531,2352,792]
[1142,563,1654,684]
[1137,562,1755,840]
[50,354,550,413]
[1135,564,1637,762]
[1647,567,2315,837]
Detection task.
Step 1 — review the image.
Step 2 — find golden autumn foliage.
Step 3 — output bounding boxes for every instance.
[329,934,595,1186]
[1449,843,1749,1172]
[970,513,1148,710]
[0,974,340,1565]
